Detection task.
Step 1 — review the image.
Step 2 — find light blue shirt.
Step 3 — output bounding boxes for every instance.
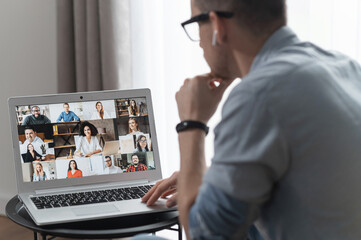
[190,26,361,240]
[33,172,47,182]
[56,111,80,122]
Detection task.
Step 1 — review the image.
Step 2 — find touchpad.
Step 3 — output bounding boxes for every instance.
[72,204,119,216]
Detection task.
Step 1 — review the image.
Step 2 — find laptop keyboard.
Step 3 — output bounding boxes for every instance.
[30,185,154,209]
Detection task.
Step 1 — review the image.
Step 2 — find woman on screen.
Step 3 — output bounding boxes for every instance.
[25,143,45,163]
[74,121,102,157]
[127,118,144,135]
[33,162,47,181]
[91,101,110,120]
[67,160,83,178]
[128,100,140,117]
[133,135,149,153]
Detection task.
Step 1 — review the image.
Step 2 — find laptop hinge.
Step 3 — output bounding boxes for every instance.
[34,180,150,195]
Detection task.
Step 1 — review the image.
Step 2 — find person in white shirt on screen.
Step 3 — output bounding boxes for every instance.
[74,121,102,157]
[91,101,110,120]
[104,156,122,174]
[20,126,46,155]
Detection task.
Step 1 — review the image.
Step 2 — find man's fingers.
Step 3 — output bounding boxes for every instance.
[141,181,162,202]
[165,193,178,208]
[161,188,177,198]
[146,183,173,206]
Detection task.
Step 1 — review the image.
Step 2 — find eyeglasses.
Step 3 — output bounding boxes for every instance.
[139,140,147,143]
[181,11,234,41]
[32,109,40,112]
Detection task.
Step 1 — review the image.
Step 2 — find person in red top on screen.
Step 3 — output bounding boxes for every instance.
[126,154,148,172]
[67,160,83,178]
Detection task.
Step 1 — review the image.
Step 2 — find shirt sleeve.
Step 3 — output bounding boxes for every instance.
[72,112,80,121]
[204,88,290,203]
[44,115,51,124]
[22,116,29,125]
[56,113,63,122]
[94,136,102,151]
[189,183,260,240]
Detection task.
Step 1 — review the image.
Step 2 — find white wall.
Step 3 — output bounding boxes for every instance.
[0,0,57,215]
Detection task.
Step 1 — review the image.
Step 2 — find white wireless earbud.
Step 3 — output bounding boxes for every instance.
[212,30,218,46]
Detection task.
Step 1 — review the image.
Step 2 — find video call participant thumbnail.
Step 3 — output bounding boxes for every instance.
[22,106,51,126]
[33,162,47,182]
[20,126,46,155]
[91,101,110,120]
[127,118,144,136]
[67,160,83,178]
[104,156,123,174]
[133,135,149,153]
[75,121,102,157]
[24,143,45,163]
[128,100,140,117]
[126,154,148,172]
[56,103,80,122]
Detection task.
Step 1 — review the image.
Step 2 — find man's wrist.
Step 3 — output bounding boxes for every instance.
[176,120,209,135]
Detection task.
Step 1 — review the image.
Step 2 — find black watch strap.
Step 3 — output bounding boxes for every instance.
[176,120,209,135]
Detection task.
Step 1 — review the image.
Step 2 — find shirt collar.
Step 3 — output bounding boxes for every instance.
[249,26,300,74]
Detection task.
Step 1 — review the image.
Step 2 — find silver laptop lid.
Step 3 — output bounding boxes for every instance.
[8,89,162,194]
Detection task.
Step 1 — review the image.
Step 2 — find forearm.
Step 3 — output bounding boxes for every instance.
[178,129,207,238]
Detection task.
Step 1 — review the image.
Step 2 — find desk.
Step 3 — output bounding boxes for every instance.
[6,196,181,240]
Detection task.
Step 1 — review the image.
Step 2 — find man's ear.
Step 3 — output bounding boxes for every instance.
[209,11,227,45]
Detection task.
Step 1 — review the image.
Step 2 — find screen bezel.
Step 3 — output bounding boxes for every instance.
[8,89,162,193]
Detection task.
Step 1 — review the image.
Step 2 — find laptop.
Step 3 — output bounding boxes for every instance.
[8,89,173,225]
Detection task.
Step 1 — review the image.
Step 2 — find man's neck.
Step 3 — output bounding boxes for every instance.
[233,24,284,77]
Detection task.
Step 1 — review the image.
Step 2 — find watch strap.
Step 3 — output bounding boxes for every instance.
[176,120,209,135]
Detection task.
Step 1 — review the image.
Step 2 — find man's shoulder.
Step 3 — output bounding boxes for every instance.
[229,43,359,105]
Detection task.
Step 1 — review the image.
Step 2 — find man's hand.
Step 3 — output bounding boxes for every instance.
[141,171,178,208]
[176,73,233,124]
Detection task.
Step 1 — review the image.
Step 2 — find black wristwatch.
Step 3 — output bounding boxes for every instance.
[176,120,209,135]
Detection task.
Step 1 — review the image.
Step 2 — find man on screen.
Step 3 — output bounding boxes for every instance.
[56,103,80,122]
[126,154,148,172]
[22,106,51,126]
[104,156,123,174]
[20,126,46,155]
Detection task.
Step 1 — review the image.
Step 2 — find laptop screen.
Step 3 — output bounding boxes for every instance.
[15,97,156,183]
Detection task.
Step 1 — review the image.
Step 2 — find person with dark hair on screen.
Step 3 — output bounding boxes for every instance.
[67,160,83,178]
[133,135,149,153]
[22,106,51,126]
[24,143,45,163]
[74,121,102,157]
[56,103,80,122]
[104,156,122,174]
[20,126,46,155]
[91,101,110,120]
[128,100,140,117]
[126,154,148,172]
[141,0,361,239]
